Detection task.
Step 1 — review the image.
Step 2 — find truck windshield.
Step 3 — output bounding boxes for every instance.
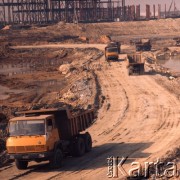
[107,48,118,53]
[9,120,45,136]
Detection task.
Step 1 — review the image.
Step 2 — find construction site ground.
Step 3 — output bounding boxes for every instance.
[0,19,180,179]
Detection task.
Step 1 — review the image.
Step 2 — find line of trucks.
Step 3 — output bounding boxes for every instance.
[5,39,151,170]
[6,108,95,169]
[104,39,151,75]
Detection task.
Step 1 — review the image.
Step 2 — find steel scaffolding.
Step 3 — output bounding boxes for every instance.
[0,0,144,25]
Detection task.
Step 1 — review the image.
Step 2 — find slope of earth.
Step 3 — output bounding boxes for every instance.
[0,47,102,109]
[1,18,180,46]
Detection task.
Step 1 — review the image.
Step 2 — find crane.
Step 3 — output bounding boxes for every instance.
[168,0,174,14]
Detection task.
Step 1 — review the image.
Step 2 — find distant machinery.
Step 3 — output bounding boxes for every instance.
[160,0,180,18]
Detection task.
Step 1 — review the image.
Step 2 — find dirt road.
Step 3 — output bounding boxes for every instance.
[10,44,106,51]
[0,44,180,180]
[10,44,131,52]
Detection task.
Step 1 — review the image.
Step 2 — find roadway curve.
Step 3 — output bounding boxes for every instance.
[1,44,180,180]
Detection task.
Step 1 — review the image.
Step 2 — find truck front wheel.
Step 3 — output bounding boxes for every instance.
[74,137,85,157]
[15,160,28,170]
[49,148,63,169]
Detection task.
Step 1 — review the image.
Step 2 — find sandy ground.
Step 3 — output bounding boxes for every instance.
[0,43,179,179]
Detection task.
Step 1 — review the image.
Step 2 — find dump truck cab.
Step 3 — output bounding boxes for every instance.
[6,108,95,170]
[105,41,120,61]
[7,114,58,155]
[105,46,119,61]
[7,114,61,169]
[107,41,121,53]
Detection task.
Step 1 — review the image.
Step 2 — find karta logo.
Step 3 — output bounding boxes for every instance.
[107,156,179,178]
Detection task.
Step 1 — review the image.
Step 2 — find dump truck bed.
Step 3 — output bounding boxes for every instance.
[127,53,145,75]
[127,53,144,64]
[135,39,151,51]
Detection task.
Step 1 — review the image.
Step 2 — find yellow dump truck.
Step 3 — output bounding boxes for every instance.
[105,41,120,61]
[135,39,151,51]
[174,38,180,46]
[127,53,145,75]
[6,108,95,169]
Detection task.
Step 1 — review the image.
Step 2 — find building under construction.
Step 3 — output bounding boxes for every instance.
[0,0,179,25]
[0,0,142,24]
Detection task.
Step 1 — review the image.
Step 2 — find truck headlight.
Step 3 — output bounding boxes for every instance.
[39,154,45,158]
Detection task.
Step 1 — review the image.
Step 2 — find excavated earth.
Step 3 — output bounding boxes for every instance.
[0,19,180,179]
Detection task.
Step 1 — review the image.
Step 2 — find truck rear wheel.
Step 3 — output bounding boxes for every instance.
[15,160,28,170]
[128,67,133,76]
[139,65,144,75]
[74,137,85,157]
[49,148,63,169]
[82,132,92,152]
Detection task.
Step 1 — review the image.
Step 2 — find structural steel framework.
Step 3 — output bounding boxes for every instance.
[0,0,145,24]
[0,1,179,25]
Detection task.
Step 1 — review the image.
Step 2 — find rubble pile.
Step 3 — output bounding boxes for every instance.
[59,64,74,75]
[60,77,94,109]
[99,35,111,44]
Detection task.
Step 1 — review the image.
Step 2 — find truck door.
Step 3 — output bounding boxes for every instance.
[46,118,59,151]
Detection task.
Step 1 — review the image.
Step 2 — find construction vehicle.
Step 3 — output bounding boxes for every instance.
[176,39,180,46]
[173,38,180,46]
[127,53,145,75]
[135,39,151,51]
[6,108,95,170]
[107,41,121,54]
[105,41,120,61]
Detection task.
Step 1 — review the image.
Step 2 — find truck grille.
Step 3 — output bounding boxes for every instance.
[16,146,25,153]
[8,146,15,153]
[7,145,45,153]
[26,146,35,152]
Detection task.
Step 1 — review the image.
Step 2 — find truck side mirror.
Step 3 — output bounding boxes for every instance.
[4,127,9,136]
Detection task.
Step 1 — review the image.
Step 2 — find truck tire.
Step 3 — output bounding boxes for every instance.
[139,65,144,75]
[82,132,92,152]
[49,148,63,169]
[128,67,133,76]
[15,160,28,170]
[74,137,85,157]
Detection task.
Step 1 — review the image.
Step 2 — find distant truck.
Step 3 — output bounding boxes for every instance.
[173,38,180,46]
[105,41,121,61]
[135,39,151,51]
[6,108,95,169]
[127,53,145,75]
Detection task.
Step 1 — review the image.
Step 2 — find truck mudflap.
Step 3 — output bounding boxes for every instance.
[8,151,53,160]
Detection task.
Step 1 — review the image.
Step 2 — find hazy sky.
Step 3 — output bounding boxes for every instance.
[125,0,180,11]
